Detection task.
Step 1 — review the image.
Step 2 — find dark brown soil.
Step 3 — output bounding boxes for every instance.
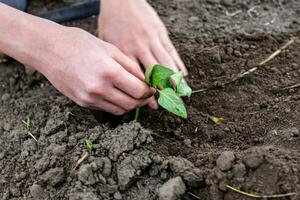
[1,0,300,200]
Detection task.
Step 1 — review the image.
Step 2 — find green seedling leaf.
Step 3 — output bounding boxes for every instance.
[169,71,184,90]
[144,67,153,85]
[22,117,32,129]
[177,83,192,97]
[85,139,93,154]
[255,5,263,12]
[158,88,187,119]
[151,64,174,89]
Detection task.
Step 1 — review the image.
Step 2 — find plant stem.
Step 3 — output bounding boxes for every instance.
[134,108,140,121]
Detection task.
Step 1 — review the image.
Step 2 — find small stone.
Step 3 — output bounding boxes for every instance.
[291,63,299,69]
[30,184,48,199]
[226,47,233,55]
[233,50,242,57]
[1,93,10,102]
[113,191,122,200]
[216,151,235,171]
[161,171,168,181]
[183,139,192,147]
[158,177,186,200]
[188,16,199,23]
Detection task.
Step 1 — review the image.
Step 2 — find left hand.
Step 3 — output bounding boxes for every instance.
[98,0,188,75]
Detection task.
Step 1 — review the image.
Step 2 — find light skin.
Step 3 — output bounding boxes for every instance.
[0,1,187,115]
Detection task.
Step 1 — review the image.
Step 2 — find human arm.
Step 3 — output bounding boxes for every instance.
[0,3,157,115]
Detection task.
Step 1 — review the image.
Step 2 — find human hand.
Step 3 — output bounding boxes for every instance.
[98,0,188,75]
[35,27,157,115]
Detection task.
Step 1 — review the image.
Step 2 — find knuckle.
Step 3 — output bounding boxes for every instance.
[135,89,147,99]
[85,83,100,94]
[141,29,154,40]
[137,48,148,57]
[125,100,138,110]
[102,68,118,80]
[77,93,92,107]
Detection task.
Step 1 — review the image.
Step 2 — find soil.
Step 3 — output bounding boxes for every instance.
[1,0,300,200]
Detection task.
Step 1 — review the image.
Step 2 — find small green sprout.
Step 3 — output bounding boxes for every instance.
[22,116,32,129]
[145,64,192,119]
[85,139,94,154]
[255,5,263,12]
[22,116,38,142]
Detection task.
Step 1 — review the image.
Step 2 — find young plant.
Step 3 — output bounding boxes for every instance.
[143,64,192,119]
[22,116,32,129]
[22,116,38,142]
[85,139,93,154]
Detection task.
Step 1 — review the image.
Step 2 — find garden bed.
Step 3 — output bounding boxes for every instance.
[1,0,300,199]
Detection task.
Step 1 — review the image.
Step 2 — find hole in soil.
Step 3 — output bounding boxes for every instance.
[90,110,133,127]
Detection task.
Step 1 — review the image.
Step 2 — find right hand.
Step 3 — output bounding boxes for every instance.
[36,27,157,115]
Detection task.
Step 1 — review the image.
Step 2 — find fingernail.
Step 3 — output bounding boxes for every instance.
[150,87,157,95]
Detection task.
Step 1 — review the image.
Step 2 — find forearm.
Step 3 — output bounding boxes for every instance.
[0,3,65,73]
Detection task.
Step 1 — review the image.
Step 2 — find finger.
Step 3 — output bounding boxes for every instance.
[150,39,178,72]
[103,87,152,111]
[112,61,156,99]
[138,50,158,69]
[89,98,127,116]
[148,96,159,110]
[160,32,188,76]
[111,45,145,81]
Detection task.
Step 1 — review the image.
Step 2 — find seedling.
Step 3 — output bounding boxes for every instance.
[22,116,32,129]
[85,139,93,154]
[22,116,37,142]
[255,5,263,12]
[137,64,192,119]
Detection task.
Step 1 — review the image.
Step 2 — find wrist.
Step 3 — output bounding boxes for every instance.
[0,4,66,74]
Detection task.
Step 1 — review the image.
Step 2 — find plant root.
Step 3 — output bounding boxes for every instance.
[280,83,300,91]
[225,185,297,198]
[187,192,201,200]
[193,37,296,94]
[72,152,89,171]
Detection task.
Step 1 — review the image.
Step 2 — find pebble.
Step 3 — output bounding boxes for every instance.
[216,151,235,171]
[233,50,242,57]
[113,191,122,200]
[183,139,192,147]
[188,16,199,23]
[291,63,299,69]
[1,93,10,102]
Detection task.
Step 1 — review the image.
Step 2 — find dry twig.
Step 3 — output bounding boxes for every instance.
[193,37,296,94]
[225,185,297,198]
[72,152,88,171]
